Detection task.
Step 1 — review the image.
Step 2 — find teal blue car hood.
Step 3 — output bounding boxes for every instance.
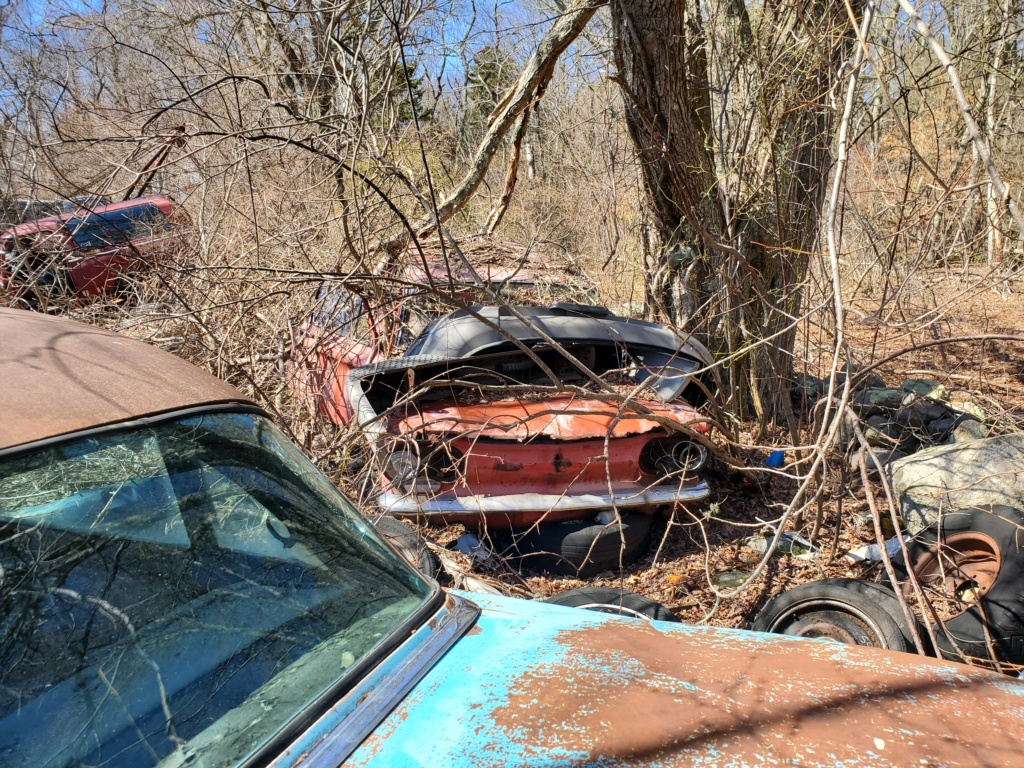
[342,592,1024,767]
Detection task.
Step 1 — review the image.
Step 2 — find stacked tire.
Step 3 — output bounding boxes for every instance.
[754,505,1024,669]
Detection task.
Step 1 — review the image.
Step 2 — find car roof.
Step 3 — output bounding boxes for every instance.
[2,195,175,238]
[0,308,252,452]
[399,236,589,287]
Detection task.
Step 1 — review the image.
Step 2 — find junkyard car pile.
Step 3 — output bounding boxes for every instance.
[289,240,715,576]
[4,307,1024,767]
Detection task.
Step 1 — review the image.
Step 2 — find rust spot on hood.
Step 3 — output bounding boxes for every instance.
[396,397,706,441]
[487,620,1024,765]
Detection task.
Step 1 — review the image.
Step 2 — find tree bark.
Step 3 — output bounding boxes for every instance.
[611,0,863,426]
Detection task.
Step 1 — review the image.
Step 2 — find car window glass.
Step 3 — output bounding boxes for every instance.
[0,431,188,546]
[66,204,171,251]
[0,412,433,768]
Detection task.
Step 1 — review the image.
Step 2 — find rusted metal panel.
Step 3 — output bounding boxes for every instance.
[398,236,583,290]
[397,397,707,441]
[288,328,378,425]
[343,592,1024,767]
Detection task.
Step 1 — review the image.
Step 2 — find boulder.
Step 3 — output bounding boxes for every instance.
[901,378,947,401]
[796,368,887,400]
[895,400,948,428]
[888,433,1024,534]
[950,418,990,443]
[926,416,956,440]
[794,373,826,400]
[849,448,907,476]
[849,388,905,416]
[949,399,986,421]
[841,368,887,391]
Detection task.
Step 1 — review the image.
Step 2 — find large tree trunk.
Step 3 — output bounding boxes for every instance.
[612,0,862,428]
[610,0,723,330]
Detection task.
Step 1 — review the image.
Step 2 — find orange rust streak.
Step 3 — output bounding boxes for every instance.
[488,622,1024,766]
[397,397,706,441]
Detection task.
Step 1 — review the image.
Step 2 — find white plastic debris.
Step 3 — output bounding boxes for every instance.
[744,529,815,559]
[844,535,906,563]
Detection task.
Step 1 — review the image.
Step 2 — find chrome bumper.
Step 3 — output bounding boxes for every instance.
[379,480,711,516]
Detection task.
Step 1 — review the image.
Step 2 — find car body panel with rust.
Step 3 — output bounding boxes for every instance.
[337,307,714,527]
[339,592,1024,768]
[0,194,189,303]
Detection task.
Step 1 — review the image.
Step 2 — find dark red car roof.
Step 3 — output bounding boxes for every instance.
[0,308,251,451]
[2,194,176,238]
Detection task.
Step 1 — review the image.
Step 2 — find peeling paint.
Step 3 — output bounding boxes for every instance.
[344,592,1024,767]
[396,397,706,441]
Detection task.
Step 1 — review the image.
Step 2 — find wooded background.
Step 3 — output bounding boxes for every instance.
[3,0,1023,455]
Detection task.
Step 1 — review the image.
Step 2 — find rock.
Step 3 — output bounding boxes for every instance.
[927,416,957,440]
[850,388,905,416]
[895,400,948,428]
[949,399,986,421]
[901,378,947,401]
[888,433,1024,534]
[849,448,907,475]
[794,373,826,400]
[839,367,887,391]
[950,418,990,443]
[864,426,898,448]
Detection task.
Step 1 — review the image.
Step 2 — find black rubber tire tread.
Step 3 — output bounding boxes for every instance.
[888,505,1024,665]
[752,578,915,652]
[543,587,681,622]
[516,513,653,577]
[369,514,438,579]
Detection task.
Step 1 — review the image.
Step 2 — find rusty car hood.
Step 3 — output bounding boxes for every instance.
[396,397,707,440]
[345,592,1024,767]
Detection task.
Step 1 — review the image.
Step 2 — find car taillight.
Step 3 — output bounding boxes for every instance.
[639,436,707,478]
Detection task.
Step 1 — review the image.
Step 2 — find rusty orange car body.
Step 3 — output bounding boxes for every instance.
[293,298,715,529]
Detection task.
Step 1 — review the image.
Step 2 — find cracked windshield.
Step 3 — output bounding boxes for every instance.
[0,412,433,768]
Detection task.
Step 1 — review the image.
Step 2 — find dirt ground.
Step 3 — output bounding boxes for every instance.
[392,272,1024,629]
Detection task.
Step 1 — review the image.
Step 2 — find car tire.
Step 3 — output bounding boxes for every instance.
[752,578,916,652]
[369,514,438,579]
[515,513,653,577]
[887,505,1024,665]
[543,587,681,622]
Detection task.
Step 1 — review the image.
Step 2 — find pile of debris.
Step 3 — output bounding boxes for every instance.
[768,370,1024,673]
[797,372,990,463]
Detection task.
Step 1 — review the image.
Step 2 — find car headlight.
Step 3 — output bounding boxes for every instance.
[384,448,420,485]
[639,437,707,477]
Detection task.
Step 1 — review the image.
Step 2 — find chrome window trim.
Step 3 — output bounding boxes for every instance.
[272,593,480,767]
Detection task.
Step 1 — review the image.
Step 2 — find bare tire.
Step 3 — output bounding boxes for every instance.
[515,513,653,577]
[543,587,681,622]
[752,578,915,652]
[888,505,1024,665]
[369,514,437,579]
